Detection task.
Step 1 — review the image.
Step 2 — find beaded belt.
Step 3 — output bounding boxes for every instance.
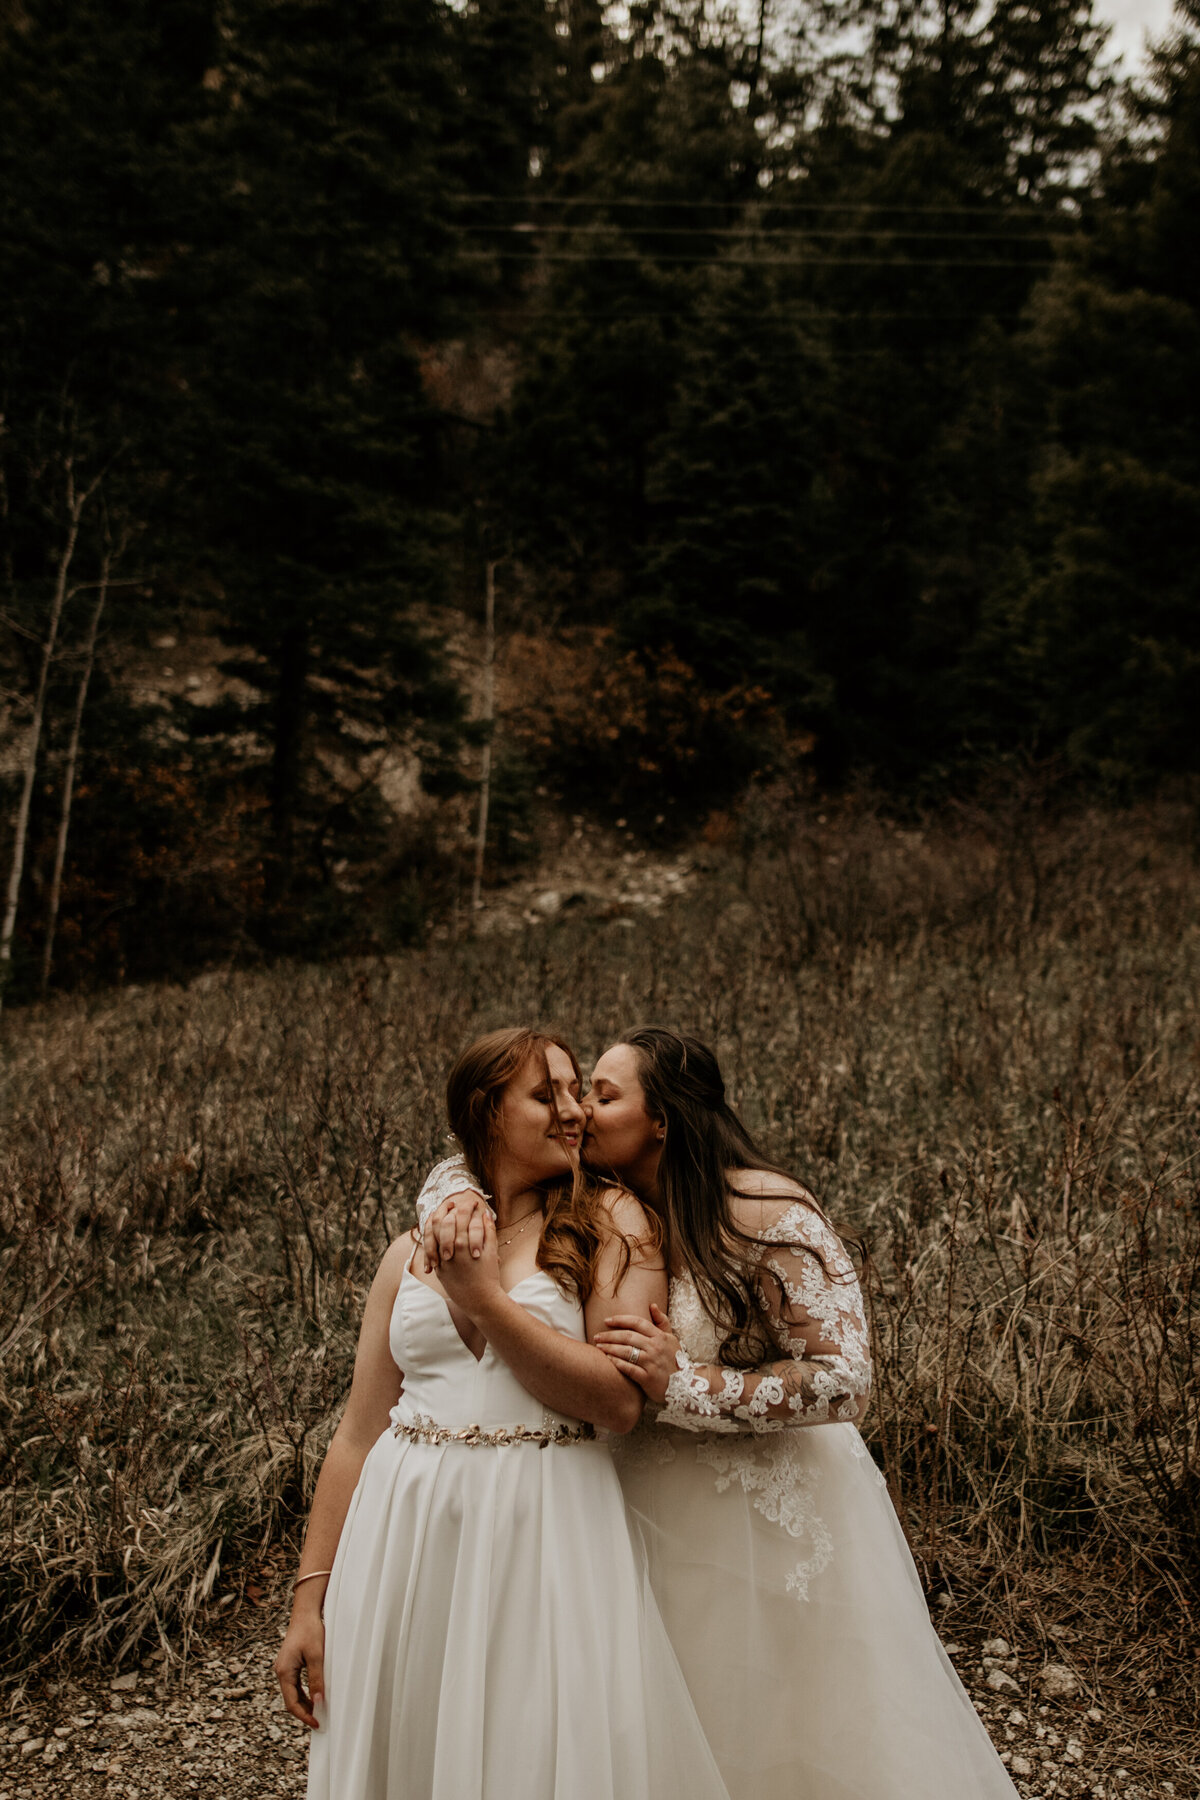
[392,1411,595,1448]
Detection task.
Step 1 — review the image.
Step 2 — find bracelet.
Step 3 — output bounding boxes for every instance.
[293,1569,332,1588]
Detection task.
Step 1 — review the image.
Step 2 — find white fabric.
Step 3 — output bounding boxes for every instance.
[416,1154,496,1224]
[617,1258,1021,1800]
[657,1197,872,1431]
[416,1156,1020,1800]
[307,1247,731,1800]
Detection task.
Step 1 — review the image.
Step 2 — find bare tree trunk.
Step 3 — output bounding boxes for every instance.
[470,559,497,914]
[750,0,769,97]
[40,544,113,997]
[268,618,310,900]
[0,458,98,1008]
[0,422,16,611]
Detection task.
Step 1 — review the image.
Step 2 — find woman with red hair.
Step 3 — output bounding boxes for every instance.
[277,1027,729,1800]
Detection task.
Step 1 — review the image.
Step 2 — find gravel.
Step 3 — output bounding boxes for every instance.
[0,1598,1191,1799]
[0,1633,307,1800]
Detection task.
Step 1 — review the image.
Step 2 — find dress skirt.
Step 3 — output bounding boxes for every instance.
[307,1263,730,1800]
[617,1417,1020,1800]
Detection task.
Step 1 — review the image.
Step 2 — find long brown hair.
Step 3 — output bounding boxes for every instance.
[446,1027,643,1302]
[615,1026,853,1367]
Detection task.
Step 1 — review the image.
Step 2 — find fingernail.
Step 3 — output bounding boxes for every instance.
[473,1249,480,1258]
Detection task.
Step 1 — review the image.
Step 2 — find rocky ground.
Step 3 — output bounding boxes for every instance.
[461,824,701,936]
[0,1587,1192,1799]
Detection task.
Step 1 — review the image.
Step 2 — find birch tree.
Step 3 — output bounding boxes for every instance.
[39,519,127,997]
[0,453,101,1007]
[471,559,497,913]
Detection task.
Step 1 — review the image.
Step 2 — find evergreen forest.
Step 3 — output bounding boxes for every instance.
[2,0,1199,996]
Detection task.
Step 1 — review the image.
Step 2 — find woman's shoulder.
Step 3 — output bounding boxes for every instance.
[592,1181,666,1260]
[726,1165,808,1200]
[725,1169,841,1251]
[585,1184,666,1287]
[726,1164,810,1221]
[381,1229,419,1281]
[592,1182,655,1240]
[356,1230,418,1327]
[421,1152,487,1203]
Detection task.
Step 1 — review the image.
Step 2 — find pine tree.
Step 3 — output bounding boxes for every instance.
[0,0,210,996]
[982,0,1111,201]
[634,260,831,718]
[453,0,556,202]
[1015,15,1200,782]
[184,0,466,895]
[776,0,1110,779]
[494,0,782,594]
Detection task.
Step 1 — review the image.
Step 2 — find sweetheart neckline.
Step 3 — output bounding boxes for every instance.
[397,1267,559,1363]
[400,1266,556,1302]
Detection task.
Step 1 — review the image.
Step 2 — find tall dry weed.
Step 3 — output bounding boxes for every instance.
[0,798,1197,1674]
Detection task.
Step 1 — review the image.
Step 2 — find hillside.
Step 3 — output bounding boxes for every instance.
[2,803,1198,1799]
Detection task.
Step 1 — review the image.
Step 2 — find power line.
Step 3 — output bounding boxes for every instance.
[480,308,1026,320]
[437,342,1000,358]
[455,223,1074,242]
[460,251,1056,266]
[458,193,1083,218]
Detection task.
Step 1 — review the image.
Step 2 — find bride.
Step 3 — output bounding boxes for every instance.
[277,1026,730,1800]
[421,1026,1021,1800]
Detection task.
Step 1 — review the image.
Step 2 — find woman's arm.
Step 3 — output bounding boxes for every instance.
[439,1195,666,1436]
[596,1197,871,1434]
[415,1155,493,1267]
[274,1234,409,1727]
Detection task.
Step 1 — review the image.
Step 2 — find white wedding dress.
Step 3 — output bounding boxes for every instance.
[307,1220,731,1800]
[417,1158,1021,1800]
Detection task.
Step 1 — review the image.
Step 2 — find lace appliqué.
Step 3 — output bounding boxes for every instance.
[669,1264,725,1362]
[695,1435,835,1600]
[414,1154,494,1231]
[657,1200,872,1434]
[756,1202,872,1426]
[655,1215,880,1600]
[660,1349,742,1433]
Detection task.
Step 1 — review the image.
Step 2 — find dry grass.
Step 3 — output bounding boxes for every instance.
[1,796,1198,1716]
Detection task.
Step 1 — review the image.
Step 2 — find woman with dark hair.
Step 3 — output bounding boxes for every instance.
[422,1027,1019,1800]
[278,1027,730,1800]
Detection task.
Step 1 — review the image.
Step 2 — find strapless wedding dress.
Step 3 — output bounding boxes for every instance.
[307,1250,730,1800]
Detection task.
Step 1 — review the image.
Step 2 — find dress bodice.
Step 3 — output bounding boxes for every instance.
[388,1258,588,1434]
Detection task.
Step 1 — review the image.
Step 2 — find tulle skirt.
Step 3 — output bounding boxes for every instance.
[615,1420,1019,1800]
[306,1427,731,1800]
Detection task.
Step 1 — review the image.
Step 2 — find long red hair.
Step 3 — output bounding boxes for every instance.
[445,1027,651,1301]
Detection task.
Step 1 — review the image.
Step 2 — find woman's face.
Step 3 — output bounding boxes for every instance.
[582,1043,663,1184]
[495,1044,586,1186]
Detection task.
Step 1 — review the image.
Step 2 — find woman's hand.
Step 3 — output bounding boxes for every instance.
[422,1189,491,1272]
[275,1606,326,1731]
[437,1210,502,1315]
[595,1301,681,1405]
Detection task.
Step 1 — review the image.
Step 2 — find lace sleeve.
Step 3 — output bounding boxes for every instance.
[414,1154,494,1230]
[658,1200,872,1434]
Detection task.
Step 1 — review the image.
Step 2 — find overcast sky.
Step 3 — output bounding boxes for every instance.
[1094,0,1176,70]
